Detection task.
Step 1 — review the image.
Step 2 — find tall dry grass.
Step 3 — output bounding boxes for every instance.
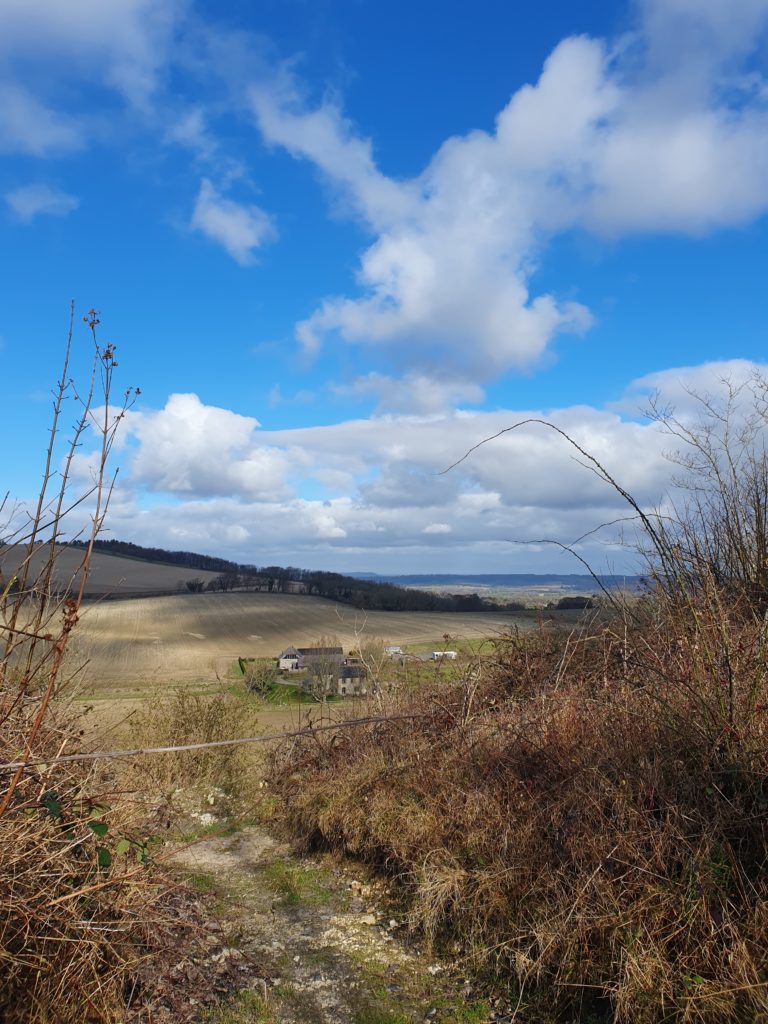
[126,687,260,806]
[268,609,768,1021]
[0,699,169,1023]
[267,387,768,1022]
[0,309,188,1023]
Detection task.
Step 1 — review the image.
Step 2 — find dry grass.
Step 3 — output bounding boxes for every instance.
[0,689,178,1021]
[125,687,261,803]
[267,605,768,1022]
[0,311,216,1023]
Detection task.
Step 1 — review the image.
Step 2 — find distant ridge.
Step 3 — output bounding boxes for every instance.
[348,572,643,590]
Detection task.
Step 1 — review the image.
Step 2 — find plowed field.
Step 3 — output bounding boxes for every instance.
[72,591,524,695]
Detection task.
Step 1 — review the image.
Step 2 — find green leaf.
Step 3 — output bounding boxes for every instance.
[88,821,109,838]
[96,846,112,868]
[135,845,149,865]
[89,803,110,818]
[41,793,62,819]
[115,838,131,856]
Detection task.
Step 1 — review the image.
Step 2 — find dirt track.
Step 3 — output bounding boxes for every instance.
[168,823,499,1023]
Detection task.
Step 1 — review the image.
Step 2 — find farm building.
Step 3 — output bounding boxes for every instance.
[384,644,402,655]
[276,645,367,697]
[336,663,368,697]
[431,650,458,661]
[277,645,344,670]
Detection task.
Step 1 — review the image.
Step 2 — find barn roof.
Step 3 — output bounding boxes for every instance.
[278,646,301,657]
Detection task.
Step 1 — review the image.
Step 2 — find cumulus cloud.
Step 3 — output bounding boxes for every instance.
[623,359,768,418]
[72,358,767,574]
[190,178,276,264]
[250,1,768,398]
[123,393,298,499]
[5,183,79,222]
[95,360,768,572]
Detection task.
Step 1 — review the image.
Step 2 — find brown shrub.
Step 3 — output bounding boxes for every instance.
[267,608,768,1022]
[0,696,174,1023]
[127,688,257,799]
[0,310,202,1022]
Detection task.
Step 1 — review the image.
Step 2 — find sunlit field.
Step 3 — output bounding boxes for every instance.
[71,590,530,696]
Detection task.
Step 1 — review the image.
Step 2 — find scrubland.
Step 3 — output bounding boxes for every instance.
[267,595,768,1022]
[261,388,768,1022]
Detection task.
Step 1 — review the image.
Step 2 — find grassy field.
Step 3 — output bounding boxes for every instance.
[71,590,529,696]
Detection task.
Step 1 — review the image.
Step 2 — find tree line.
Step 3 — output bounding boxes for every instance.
[73,539,521,612]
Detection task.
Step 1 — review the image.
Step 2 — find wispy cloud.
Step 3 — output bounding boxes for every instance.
[0,0,185,106]
[5,183,79,222]
[190,178,276,264]
[0,84,84,156]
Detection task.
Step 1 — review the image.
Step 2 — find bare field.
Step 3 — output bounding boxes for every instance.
[70,591,526,695]
[0,544,221,596]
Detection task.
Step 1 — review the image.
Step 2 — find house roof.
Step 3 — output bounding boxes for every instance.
[341,664,367,678]
[297,646,343,656]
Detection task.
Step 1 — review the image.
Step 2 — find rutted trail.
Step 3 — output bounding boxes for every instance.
[169,824,496,1024]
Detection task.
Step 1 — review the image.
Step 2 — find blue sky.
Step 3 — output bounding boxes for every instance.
[2,0,768,573]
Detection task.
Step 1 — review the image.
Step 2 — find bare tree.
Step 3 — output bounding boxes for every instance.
[243,658,278,696]
[0,305,137,816]
[303,635,343,702]
[646,375,768,616]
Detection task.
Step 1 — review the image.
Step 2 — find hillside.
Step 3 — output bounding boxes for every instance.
[3,540,528,610]
[0,544,221,597]
[71,591,526,693]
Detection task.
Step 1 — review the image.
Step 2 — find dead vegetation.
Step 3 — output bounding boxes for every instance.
[267,602,768,1021]
[0,308,218,1023]
[125,687,261,817]
[267,381,768,1022]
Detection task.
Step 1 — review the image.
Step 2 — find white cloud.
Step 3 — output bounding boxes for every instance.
[0,0,184,104]
[123,393,298,499]
[0,0,186,160]
[190,178,276,264]
[624,359,767,416]
[94,360,768,572]
[338,372,485,415]
[0,84,85,155]
[5,183,79,222]
[165,108,217,159]
[108,369,766,568]
[250,2,768,401]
